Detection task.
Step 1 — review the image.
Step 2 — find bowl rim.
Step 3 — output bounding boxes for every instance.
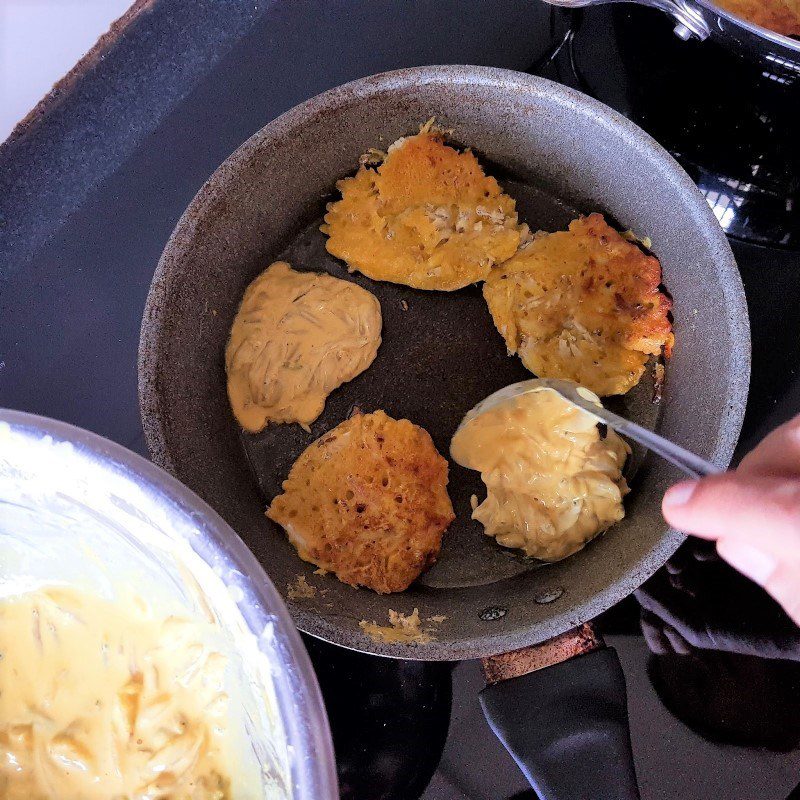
[0,408,339,800]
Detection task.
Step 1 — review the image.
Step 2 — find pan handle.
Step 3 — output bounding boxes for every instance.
[541,0,711,41]
[479,623,640,800]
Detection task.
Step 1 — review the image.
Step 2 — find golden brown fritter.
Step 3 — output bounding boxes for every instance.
[715,0,800,35]
[267,410,455,594]
[320,123,524,291]
[484,213,673,396]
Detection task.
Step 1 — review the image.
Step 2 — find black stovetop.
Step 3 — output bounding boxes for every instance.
[2,2,800,798]
[538,7,800,250]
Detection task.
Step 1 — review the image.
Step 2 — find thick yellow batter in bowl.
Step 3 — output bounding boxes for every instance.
[0,586,256,800]
[0,413,336,800]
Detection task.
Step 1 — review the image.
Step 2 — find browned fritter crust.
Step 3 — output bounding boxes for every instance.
[320,124,523,291]
[484,213,673,397]
[267,410,455,594]
[714,0,800,36]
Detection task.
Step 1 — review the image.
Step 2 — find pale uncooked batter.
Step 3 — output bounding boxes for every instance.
[225,261,382,432]
[450,385,630,561]
[0,586,261,800]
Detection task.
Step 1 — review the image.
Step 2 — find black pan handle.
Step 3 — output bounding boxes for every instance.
[479,624,640,800]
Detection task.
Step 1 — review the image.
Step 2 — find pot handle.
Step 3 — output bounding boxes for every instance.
[479,623,640,800]
[541,0,711,41]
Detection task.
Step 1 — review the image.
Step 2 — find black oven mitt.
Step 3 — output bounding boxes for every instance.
[480,647,640,800]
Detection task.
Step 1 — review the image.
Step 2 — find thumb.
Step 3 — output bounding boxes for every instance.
[662,474,800,548]
[662,474,800,626]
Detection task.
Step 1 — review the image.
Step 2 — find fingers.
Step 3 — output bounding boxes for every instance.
[635,583,701,644]
[663,473,800,627]
[662,474,800,549]
[690,541,719,562]
[662,625,692,655]
[639,607,693,655]
[667,567,696,596]
[738,414,800,477]
[640,608,671,654]
[716,538,800,627]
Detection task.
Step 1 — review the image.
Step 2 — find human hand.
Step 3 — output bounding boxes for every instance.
[636,540,800,660]
[662,415,800,626]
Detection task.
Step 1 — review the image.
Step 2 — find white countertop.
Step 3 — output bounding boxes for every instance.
[0,0,132,142]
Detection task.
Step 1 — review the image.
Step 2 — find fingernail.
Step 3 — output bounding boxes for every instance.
[717,539,776,586]
[663,481,698,509]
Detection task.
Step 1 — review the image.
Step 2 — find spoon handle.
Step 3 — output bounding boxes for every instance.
[598,408,723,479]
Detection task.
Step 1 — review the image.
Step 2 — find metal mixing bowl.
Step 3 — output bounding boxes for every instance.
[0,409,337,800]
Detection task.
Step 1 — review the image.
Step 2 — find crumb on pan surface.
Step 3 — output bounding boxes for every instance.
[286,574,317,600]
[359,608,445,645]
[267,410,455,594]
[321,121,525,291]
[483,213,673,397]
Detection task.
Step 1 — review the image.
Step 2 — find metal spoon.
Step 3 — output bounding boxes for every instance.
[458,377,722,480]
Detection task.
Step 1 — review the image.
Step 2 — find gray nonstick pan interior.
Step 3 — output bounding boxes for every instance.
[138,66,750,660]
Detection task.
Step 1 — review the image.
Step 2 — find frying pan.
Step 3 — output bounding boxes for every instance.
[544,0,800,79]
[138,66,750,798]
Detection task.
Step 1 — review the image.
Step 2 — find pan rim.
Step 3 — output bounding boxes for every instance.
[139,65,751,661]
